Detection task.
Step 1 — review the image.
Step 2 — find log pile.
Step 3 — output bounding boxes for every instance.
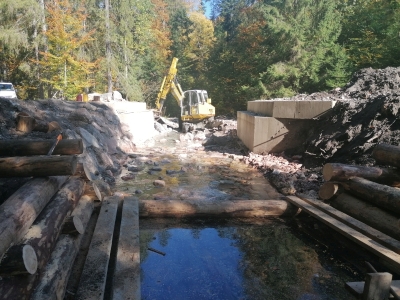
[0,136,102,300]
[318,143,400,241]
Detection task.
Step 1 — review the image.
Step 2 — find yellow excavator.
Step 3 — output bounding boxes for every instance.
[155,57,216,133]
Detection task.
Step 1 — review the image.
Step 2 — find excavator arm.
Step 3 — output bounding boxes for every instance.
[155,57,184,113]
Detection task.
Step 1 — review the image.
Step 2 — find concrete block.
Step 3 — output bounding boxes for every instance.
[237,111,313,154]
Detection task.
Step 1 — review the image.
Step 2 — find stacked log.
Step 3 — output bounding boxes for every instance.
[0,136,100,299]
[319,143,400,241]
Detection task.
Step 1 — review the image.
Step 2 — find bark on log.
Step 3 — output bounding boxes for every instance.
[322,163,400,187]
[373,144,400,168]
[33,120,49,133]
[139,199,299,218]
[0,155,78,177]
[30,196,94,300]
[331,193,400,240]
[17,115,35,133]
[0,176,68,257]
[0,244,37,276]
[318,182,343,200]
[93,179,112,201]
[0,139,83,157]
[0,184,89,300]
[75,196,121,300]
[22,177,84,266]
[113,197,140,300]
[345,177,400,215]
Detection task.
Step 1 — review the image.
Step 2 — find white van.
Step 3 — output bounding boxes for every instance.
[0,82,17,99]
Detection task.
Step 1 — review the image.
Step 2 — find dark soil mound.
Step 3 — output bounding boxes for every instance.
[303,67,400,167]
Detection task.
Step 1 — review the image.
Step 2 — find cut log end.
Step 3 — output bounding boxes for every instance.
[93,179,112,201]
[62,215,85,235]
[319,182,340,200]
[0,244,38,276]
[23,244,38,274]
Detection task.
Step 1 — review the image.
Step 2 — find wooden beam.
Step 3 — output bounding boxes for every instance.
[138,199,299,218]
[0,155,77,177]
[285,195,400,275]
[112,197,140,300]
[0,139,83,157]
[298,195,400,254]
[75,196,121,300]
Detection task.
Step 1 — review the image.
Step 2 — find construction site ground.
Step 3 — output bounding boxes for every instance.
[1,66,400,298]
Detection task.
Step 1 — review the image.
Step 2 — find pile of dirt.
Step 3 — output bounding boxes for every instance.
[302,67,400,167]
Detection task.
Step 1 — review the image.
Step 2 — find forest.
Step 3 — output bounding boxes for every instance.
[1,0,400,115]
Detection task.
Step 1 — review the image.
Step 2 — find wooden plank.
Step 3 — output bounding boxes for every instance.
[75,196,121,300]
[286,196,400,275]
[298,195,400,254]
[112,197,140,300]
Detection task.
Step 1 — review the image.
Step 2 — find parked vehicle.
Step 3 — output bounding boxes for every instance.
[0,82,17,99]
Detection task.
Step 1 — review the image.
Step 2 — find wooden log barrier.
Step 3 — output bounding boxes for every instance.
[138,199,299,218]
[322,163,400,186]
[331,193,400,240]
[0,155,78,177]
[0,139,83,157]
[346,177,400,215]
[0,244,37,276]
[0,176,68,257]
[373,143,400,168]
[30,196,94,300]
[0,182,90,299]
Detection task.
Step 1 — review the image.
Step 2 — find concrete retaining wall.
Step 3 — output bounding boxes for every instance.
[237,111,314,154]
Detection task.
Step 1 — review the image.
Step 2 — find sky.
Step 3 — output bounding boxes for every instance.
[204,1,212,19]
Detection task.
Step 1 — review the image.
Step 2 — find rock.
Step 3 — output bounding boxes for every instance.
[153,180,166,187]
[150,167,162,172]
[127,166,144,172]
[121,174,135,181]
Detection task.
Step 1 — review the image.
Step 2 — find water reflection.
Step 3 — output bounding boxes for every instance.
[140,219,360,300]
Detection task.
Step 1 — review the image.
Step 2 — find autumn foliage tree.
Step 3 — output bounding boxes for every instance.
[37,0,98,99]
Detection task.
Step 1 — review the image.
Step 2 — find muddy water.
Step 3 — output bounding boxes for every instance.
[115,131,362,299]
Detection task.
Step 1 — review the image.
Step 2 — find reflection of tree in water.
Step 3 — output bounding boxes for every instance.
[233,223,321,300]
[190,228,201,239]
[158,229,172,247]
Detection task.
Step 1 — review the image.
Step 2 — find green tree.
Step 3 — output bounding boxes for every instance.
[38,0,98,99]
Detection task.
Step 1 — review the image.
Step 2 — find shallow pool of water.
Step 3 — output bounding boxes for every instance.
[140,219,361,300]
